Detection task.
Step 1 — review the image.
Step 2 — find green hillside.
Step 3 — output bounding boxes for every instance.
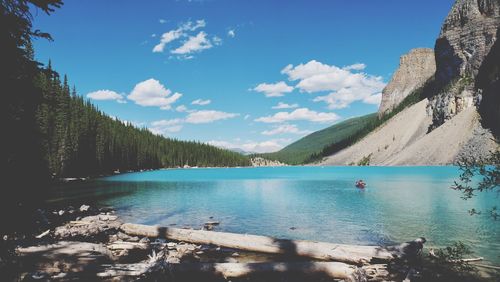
[259,113,378,164]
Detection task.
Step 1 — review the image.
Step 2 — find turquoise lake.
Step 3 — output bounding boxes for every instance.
[50,166,500,264]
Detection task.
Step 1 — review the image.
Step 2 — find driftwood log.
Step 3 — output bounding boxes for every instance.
[98,261,389,281]
[428,249,484,263]
[97,250,168,278]
[121,223,394,265]
[107,241,149,251]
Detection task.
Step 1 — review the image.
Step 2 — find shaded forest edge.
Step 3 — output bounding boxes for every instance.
[1,0,249,233]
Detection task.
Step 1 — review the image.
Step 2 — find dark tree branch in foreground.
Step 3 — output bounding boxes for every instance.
[452,149,500,219]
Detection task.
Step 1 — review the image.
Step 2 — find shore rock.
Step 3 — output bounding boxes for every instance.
[79,204,90,212]
[54,215,122,241]
[251,157,286,167]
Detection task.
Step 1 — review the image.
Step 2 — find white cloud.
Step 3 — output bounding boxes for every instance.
[178,55,194,60]
[272,102,299,109]
[362,93,382,105]
[312,79,385,109]
[127,78,182,110]
[164,125,182,132]
[172,31,213,55]
[255,108,340,123]
[87,90,125,103]
[281,60,385,109]
[244,114,251,120]
[151,119,184,127]
[150,125,183,135]
[151,33,157,38]
[149,108,238,135]
[261,124,311,136]
[181,19,206,31]
[253,81,293,97]
[212,36,222,46]
[149,119,184,136]
[281,60,336,81]
[120,119,146,127]
[191,99,211,106]
[132,121,146,127]
[159,19,167,24]
[208,138,291,154]
[185,110,239,124]
[153,29,184,53]
[152,20,206,53]
[227,29,235,38]
[176,105,188,112]
[343,63,366,71]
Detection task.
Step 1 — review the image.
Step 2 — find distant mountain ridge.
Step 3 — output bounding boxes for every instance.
[258,113,378,164]
[228,148,256,155]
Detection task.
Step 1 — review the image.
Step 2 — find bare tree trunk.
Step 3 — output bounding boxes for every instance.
[121,223,394,265]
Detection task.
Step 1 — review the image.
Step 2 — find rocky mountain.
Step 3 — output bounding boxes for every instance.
[476,26,500,136]
[378,48,436,117]
[319,0,499,166]
[428,0,500,128]
[320,99,497,165]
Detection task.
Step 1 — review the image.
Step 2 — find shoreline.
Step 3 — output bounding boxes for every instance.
[3,203,498,281]
[6,204,392,281]
[56,164,466,183]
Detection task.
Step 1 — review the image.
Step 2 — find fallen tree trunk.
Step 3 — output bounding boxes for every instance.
[98,261,389,281]
[429,249,484,263]
[121,223,394,265]
[107,241,149,251]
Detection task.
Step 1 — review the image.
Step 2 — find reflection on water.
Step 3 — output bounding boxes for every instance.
[48,166,500,263]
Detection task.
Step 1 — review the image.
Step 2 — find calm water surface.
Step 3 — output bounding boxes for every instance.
[49,166,500,263]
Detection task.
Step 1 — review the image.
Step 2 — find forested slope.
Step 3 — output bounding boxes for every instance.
[258,114,377,164]
[35,63,250,178]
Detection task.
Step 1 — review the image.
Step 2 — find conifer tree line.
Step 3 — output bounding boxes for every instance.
[35,63,251,177]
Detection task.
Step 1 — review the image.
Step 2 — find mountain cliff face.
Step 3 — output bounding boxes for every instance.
[319,0,499,166]
[428,0,500,128]
[476,27,500,135]
[378,48,436,117]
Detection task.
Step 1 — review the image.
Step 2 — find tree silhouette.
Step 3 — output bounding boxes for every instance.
[1,0,63,232]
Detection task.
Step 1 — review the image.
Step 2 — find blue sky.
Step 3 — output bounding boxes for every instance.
[32,0,454,153]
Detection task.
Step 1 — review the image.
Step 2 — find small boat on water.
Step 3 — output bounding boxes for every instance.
[355,180,366,189]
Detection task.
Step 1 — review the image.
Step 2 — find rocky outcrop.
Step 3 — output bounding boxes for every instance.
[428,0,500,127]
[251,157,286,167]
[378,48,436,117]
